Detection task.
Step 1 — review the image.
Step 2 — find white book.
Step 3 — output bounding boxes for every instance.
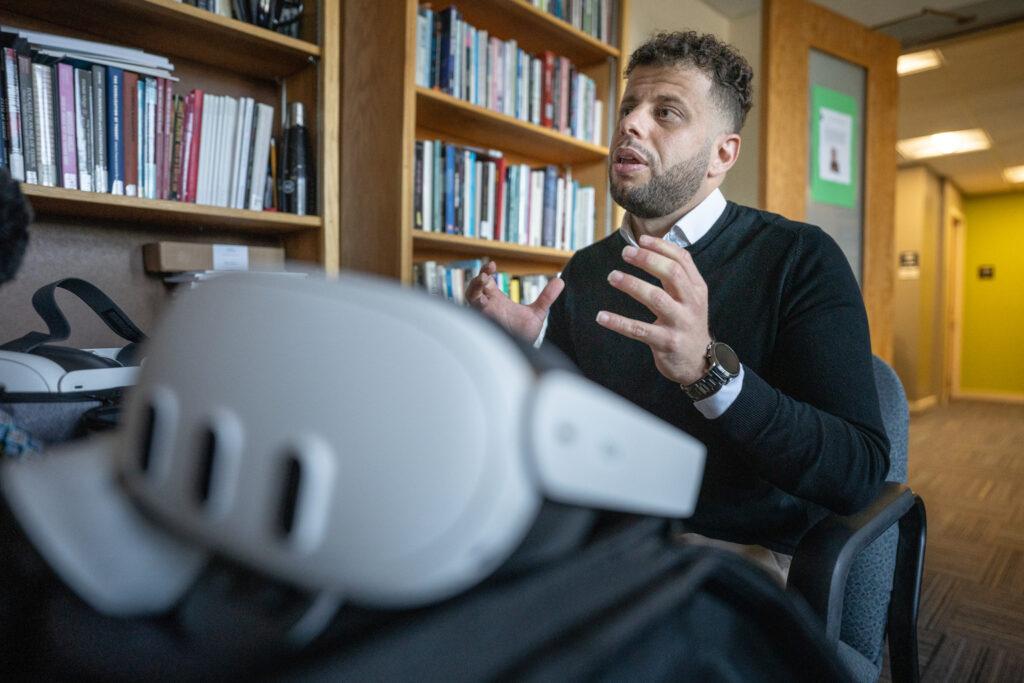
[415,9,429,87]
[5,26,174,70]
[532,170,546,247]
[227,96,248,209]
[484,160,496,241]
[478,30,488,108]
[555,176,565,250]
[422,140,433,232]
[232,97,255,209]
[32,65,55,186]
[518,49,528,121]
[144,78,157,199]
[196,94,216,205]
[473,159,483,237]
[207,96,224,206]
[217,97,238,207]
[531,58,541,125]
[505,40,516,117]
[518,164,529,245]
[248,103,274,211]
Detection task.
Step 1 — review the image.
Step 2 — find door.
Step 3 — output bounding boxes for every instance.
[760,0,900,362]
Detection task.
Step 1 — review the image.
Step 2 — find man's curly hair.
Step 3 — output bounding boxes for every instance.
[626,31,754,134]
[0,167,31,285]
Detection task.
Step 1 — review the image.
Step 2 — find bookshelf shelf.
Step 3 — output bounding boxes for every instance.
[413,230,573,265]
[22,185,322,234]
[416,87,609,165]
[0,0,320,79]
[438,0,620,66]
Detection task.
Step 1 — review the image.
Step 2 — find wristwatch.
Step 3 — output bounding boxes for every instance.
[681,340,741,401]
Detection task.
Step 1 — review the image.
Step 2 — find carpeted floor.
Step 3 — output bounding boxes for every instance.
[880,399,1024,682]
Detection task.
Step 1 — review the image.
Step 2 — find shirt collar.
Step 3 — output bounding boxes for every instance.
[618,188,727,249]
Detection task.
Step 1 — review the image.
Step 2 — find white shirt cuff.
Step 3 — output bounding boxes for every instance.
[693,365,744,419]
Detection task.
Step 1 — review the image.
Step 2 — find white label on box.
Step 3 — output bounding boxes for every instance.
[213,245,250,271]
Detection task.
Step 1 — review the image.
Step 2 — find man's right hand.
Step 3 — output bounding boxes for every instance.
[465,261,565,343]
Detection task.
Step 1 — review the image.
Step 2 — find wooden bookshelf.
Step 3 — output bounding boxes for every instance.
[23,185,322,233]
[0,0,340,270]
[416,87,609,165]
[0,0,320,79]
[342,0,628,285]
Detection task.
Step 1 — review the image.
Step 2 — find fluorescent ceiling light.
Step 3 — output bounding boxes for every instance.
[896,129,991,161]
[897,49,943,76]
[1004,165,1024,183]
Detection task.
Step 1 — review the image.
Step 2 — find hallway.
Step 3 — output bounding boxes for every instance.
[892,400,1024,681]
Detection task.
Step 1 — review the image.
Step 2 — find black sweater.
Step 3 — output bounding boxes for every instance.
[544,201,890,553]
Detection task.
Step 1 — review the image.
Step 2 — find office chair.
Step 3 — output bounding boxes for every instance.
[788,356,927,683]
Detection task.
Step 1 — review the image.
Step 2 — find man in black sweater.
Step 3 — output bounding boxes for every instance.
[466,32,888,570]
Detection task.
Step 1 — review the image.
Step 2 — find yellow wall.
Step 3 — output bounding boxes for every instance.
[961,193,1024,395]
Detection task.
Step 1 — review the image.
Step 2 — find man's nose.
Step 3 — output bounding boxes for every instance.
[617,106,648,141]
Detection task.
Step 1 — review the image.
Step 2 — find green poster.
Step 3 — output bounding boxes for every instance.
[810,85,858,208]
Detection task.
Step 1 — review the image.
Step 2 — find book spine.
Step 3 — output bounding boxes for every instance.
[444,143,455,233]
[169,94,184,200]
[422,139,433,232]
[3,48,25,181]
[122,71,138,196]
[542,165,556,247]
[74,68,94,192]
[91,65,107,192]
[432,139,442,233]
[161,79,173,199]
[32,64,56,186]
[154,77,165,199]
[17,54,37,185]
[413,140,423,230]
[105,66,124,194]
[493,156,506,241]
[145,77,157,199]
[541,51,555,128]
[136,79,144,198]
[56,63,78,189]
[186,89,203,203]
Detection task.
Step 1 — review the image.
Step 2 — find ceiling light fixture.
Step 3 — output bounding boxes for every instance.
[1003,165,1024,184]
[896,129,991,160]
[897,49,944,76]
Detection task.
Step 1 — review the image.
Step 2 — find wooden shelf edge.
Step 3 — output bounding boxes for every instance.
[22,185,322,233]
[415,87,609,164]
[413,230,573,264]
[504,0,620,60]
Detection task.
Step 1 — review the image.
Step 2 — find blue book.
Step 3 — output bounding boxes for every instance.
[466,150,476,237]
[432,139,442,232]
[105,66,124,194]
[542,165,557,248]
[507,166,518,244]
[444,143,455,233]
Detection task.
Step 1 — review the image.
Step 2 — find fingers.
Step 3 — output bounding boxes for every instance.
[465,261,499,303]
[529,277,564,314]
[637,235,704,288]
[595,310,671,347]
[607,269,682,323]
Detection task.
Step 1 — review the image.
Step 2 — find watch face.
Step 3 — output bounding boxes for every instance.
[713,343,741,375]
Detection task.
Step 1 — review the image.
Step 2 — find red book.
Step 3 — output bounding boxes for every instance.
[122,71,139,197]
[493,156,506,242]
[541,51,555,128]
[185,89,204,203]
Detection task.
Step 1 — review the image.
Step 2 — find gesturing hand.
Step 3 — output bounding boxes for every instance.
[465,261,565,342]
[595,235,712,386]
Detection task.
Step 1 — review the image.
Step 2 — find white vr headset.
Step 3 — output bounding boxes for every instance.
[2,273,705,630]
[0,278,145,396]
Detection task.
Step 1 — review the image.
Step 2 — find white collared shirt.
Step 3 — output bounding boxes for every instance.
[617,188,744,420]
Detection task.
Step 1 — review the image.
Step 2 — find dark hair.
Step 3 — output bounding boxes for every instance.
[0,167,32,285]
[626,31,754,133]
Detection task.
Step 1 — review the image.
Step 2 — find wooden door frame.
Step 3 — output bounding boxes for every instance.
[760,0,901,363]
[943,206,965,401]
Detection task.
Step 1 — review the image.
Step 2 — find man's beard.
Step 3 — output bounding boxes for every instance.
[609,143,711,219]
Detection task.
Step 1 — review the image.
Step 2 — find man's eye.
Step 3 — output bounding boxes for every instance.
[657,108,679,120]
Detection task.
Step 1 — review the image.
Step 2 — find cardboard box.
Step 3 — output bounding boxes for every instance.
[143,241,286,273]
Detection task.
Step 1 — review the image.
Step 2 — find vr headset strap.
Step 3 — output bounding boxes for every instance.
[0,278,147,363]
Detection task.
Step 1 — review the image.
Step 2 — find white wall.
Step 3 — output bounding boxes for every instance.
[626,0,763,207]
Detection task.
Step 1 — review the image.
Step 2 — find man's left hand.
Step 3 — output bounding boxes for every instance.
[595,234,712,386]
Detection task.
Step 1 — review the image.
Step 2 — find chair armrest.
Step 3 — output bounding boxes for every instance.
[786,482,916,643]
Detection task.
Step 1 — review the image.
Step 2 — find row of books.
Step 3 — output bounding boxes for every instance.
[178,0,304,38]
[0,28,277,211]
[416,5,603,146]
[529,0,620,45]
[414,139,597,252]
[414,258,552,307]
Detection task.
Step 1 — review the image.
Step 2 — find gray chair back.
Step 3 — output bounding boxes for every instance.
[837,356,909,680]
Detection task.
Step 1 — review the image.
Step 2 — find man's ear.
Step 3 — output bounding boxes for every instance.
[708,131,741,179]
